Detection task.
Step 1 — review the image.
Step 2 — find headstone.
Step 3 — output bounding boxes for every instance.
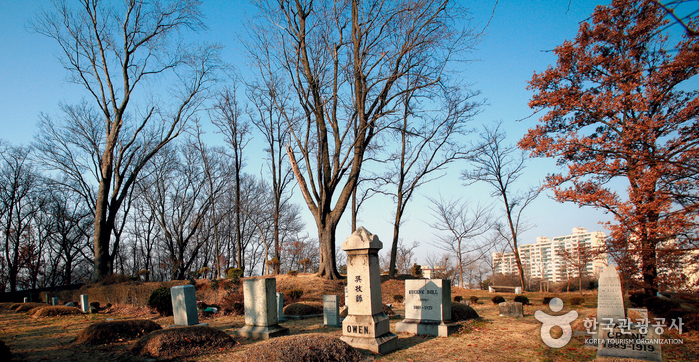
[488,286,494,293]
[276,292,285,322]
[80,294,89,313]
[498,301,523,317]
[395,279,459,336]
[23,297,28,303]
[324,295,341,327]
[597,324,662,361]
[514,287,522,294]
[344,286,348,306]
[340,227,397,354]
[65,302,75,307]
[51,297,58,306]
[170,285,205,326]
[235,278,289,340]
[597,265,625,325]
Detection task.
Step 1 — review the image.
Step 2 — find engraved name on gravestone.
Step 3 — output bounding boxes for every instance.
[396,279,459,337]
[597,325,662,362]
[597,266,625,325]
[341,227,397,354]
[324,295,341,326]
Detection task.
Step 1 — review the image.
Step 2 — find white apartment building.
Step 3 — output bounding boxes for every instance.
[492,227,607,283]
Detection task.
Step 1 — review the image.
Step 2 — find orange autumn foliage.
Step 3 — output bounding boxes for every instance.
[520,0,699,294]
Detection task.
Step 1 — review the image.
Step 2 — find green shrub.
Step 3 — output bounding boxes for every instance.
[90,301,100,308]
[394,294,404,303]
[469,296,479,304]
[411,264,423,278]
[225,268,243,283]
[452,303,480,321]
[454,296,463,302]
[569,296,584,306]
[491,295,505,304]
[543,296,555,305]
[644,296,680,315]
[148,287,173,316]
[629,292,650,308]
[286,289,304,301]
[514,296,529,305]
[288,270,298,277]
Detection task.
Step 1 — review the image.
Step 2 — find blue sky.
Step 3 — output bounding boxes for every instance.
[1,1,633,266]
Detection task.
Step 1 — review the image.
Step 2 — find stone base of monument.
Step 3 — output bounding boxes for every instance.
[395,319,460,337]
[235,325,289,340]
[498,301,523,317]
[341,314,398,354]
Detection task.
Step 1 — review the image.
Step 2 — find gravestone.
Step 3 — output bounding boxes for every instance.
[395,279,459,336]
[341,227,398,354]
[51,297,58,306]
[488,286,494,293]
[276,292,285,322]
[235,277,289,340]
[344,286,348,306]
[597,325,662,361]
[597,265,625,325]
[514,287,522,295]
[499,301,523,317]
[23,297,28,303]
[170,285,205,326]
[80,294,89,313]
[324,295,341,327]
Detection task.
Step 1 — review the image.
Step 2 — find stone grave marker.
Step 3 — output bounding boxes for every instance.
[514,287,522,294]
[80,294,89,313]
[340,227,397,354]
[276,292,285,322]
[235,277,289,340]
[170,285,205,326]
[499,301,523,317]
[597,265,625,325]
[344,286,348,306]
[597,325,662,361]
[51,297,58,306]
[395,279,459,336]
[23,297,28,303]
[324,295,341,327]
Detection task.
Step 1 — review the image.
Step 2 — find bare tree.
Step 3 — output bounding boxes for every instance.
[428,196,492,288]
[462,122,539,290]
[249,0,472,279]
[32,0,222,281]
[211,86,251,273]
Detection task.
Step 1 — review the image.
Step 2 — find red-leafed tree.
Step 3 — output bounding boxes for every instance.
[520,0,699,295]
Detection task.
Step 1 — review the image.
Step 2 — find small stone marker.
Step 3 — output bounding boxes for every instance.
[170,285,205,326]
[80,294,89,313]
[597,265,625,325]
[23,297,28,303]
[597,324,662,361]
[499,301,523,317]
[235,277,289,340]
[340,227,397,354]
[51,297,58,306]
[488,286,494,293]
[514,287,522,294]
[396,279,459,337]
[344,286,348,306]
[276,292,285,322]
[324,295,341,327]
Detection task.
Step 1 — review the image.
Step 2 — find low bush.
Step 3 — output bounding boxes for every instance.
[283,302,323,316]
[452,303,479,321]
[90,301,100,308]
[76,319,162,345]
[543,296,555,305]
[226,268,243,283]
[514,296,529,305]
[288,270,298,277]
[629,292,650,308]
[644,296,680,316]
[286,289,304,301]
[242,333,362,362]
[0,339,10,361]
[469,296,479,304]
[131,326,238,359]
[569,296,584,306]
[491,295,505,304]
[147,287,173,316]
[454,296,463,302]
[394,294,404,303]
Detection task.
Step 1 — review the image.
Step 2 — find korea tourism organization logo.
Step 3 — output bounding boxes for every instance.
[535,297,685,350]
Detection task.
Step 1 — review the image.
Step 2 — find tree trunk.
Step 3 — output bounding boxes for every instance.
[93,177,112,281]
[317,222,341,280]
[641,238,658,296]
[388,196,404,279]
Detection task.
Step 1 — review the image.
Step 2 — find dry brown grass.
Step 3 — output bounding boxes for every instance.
[283,302,323,316]
[32,306,82,317]
[275,273,345,302]
[14,303,47,313]
[0,339,11,361]
[61,280,189,308]
[75,319,163,345]
[241,333,363,362]
[130,325,238,359]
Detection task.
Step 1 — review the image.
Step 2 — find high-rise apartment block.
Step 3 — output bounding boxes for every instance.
[492,227,607,283]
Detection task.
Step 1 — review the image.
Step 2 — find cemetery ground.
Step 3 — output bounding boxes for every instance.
[1,274,698,362]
